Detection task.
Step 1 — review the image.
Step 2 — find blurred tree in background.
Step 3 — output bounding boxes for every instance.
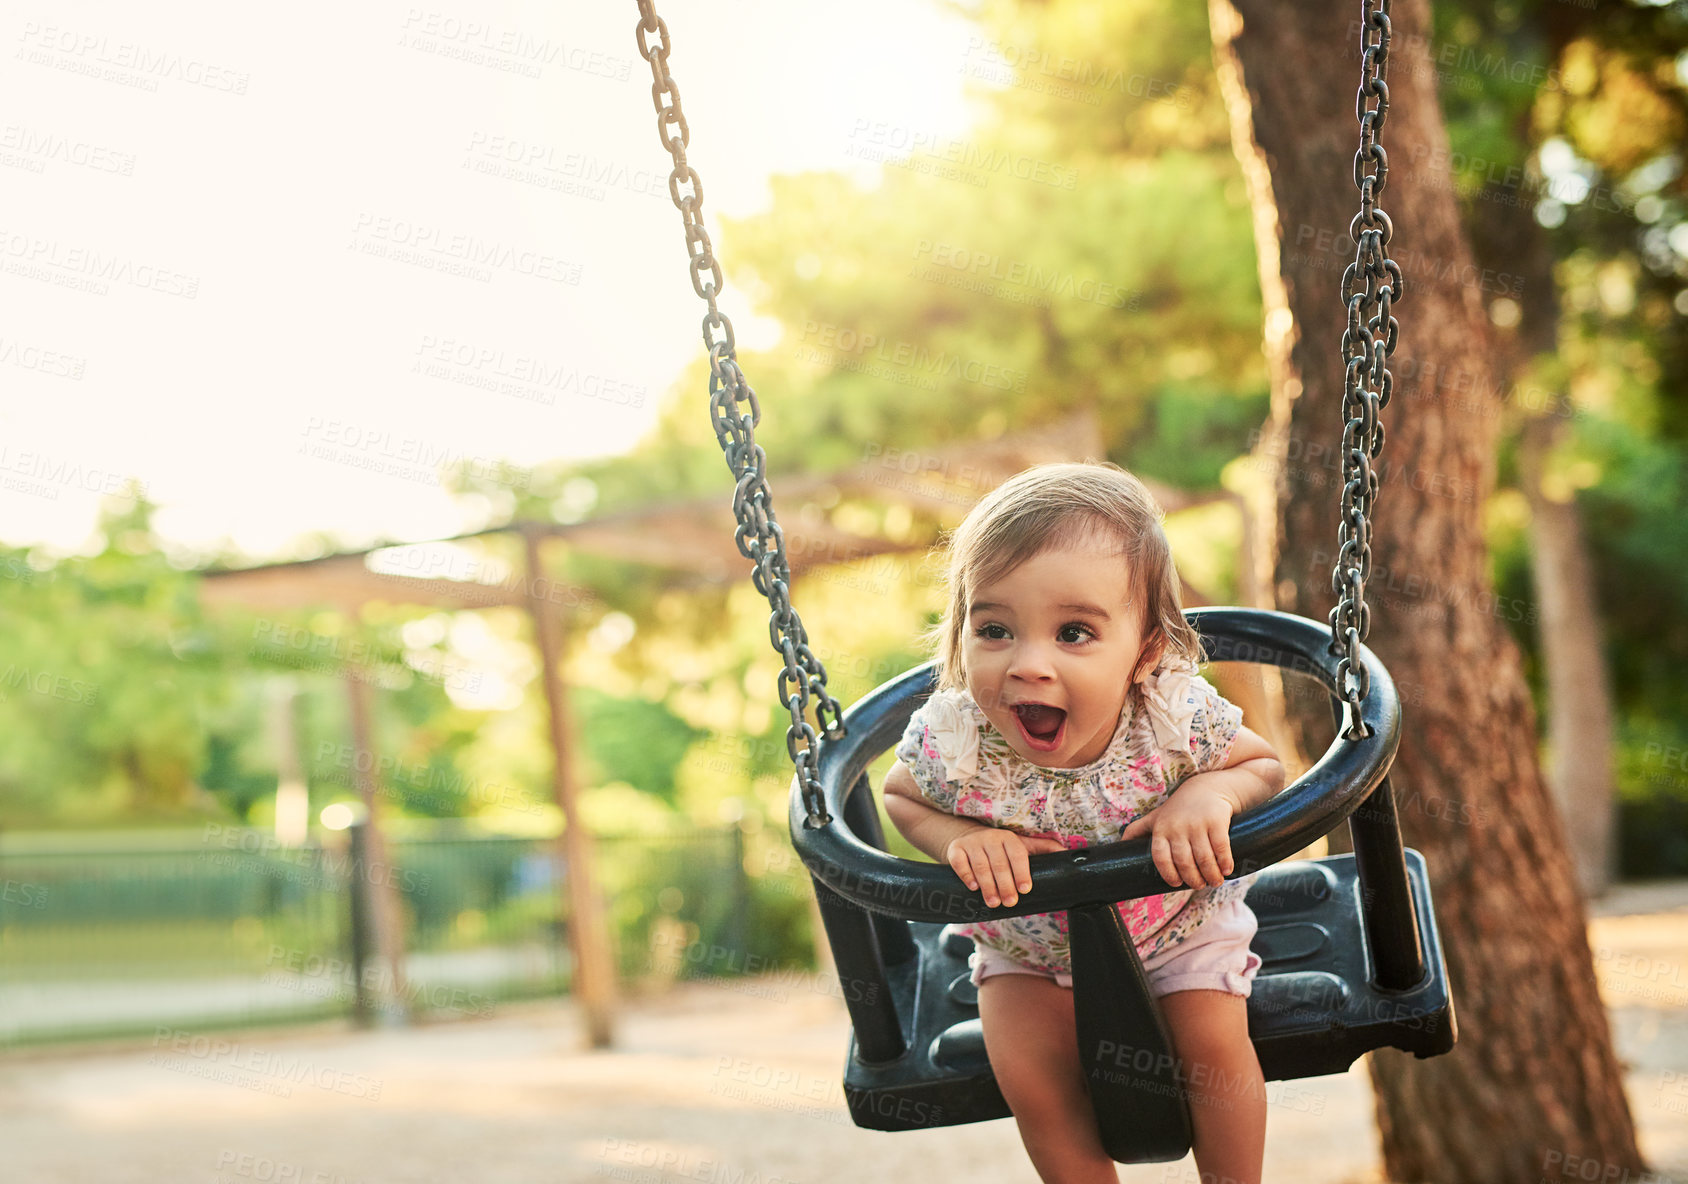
[0,493,228,824]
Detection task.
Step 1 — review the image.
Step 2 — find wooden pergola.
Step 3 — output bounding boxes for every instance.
[197,416,1135,1047]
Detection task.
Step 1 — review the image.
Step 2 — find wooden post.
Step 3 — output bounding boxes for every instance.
[268,678,310,847]
[346,819,376,1027]
[345,670,412,1025]
[522,527,616,1048]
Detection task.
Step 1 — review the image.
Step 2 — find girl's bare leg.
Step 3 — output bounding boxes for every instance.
[1158,989,1266,1184]
[978,974,1119,1184]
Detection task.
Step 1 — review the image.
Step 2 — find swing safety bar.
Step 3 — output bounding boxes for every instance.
[789,608,1433,1051]
[792,609,1412,948]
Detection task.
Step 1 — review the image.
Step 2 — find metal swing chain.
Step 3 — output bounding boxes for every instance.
[634,0,843,827]
[1331,0,1402,740]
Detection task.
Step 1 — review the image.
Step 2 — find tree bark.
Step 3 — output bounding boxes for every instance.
[1451,42,1619,901]
[1516,414,1617,898]
[1207,1,1645,1179]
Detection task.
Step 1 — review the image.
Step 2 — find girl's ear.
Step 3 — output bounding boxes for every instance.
[1133,632,1168,686]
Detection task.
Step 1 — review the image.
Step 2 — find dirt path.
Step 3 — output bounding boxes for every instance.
[1,883,1683,1184]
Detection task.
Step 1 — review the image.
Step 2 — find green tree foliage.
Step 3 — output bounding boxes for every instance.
[1427,0,1688,866]
[0,495,233,825]
[573,687,702,804]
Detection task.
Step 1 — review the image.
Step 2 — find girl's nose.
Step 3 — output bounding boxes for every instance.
[1005,640,1056,681]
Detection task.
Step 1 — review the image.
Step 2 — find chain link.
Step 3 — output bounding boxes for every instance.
[635,1,843,825]
[1330,0,1401,740]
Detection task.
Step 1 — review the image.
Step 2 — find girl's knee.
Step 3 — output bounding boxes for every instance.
[997,1072,1074,1125]
[989,1044,1094,1129]
[1173,1034,1259,1085]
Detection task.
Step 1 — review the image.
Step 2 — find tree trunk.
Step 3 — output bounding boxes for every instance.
[1450,40,1620,901]
[1207,0,1645,1179]
[1516,414,1618,898]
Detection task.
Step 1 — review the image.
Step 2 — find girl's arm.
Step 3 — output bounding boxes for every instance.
[1188,725,1284,814]
[1119,725,1285,889]
[881,760,985,862]
[883,759,1066,909]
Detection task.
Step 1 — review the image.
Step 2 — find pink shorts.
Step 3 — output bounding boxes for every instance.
[967,898,1264,999]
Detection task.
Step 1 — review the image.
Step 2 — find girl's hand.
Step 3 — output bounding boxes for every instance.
[1118,779,1236,889]
[944,829,1070,908]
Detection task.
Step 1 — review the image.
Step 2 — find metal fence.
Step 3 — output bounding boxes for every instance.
[0,821,786,1048]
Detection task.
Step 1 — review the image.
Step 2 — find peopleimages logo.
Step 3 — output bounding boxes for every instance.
[148,1027,383,1100]
[0,446,140,498]
[0,878,50,909]
[0,230,200,297]
[911,239,1139,309]
[0,664,98,706]
[461,133,667,202]
[0,124,136,175]
[797,321,1028,393]
[349,214,582,285]
[959,36,1195,110]
[0,336,87,380]
[845,119,1079,191]
[17,23,250,94]
[398,10,633,81]
[413,335,646,408]
[298,416,534,492]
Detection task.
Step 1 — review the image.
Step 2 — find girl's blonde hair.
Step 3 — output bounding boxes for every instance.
[930,461,1202,692]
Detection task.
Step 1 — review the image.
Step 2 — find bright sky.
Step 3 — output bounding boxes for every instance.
[1,1,982,559]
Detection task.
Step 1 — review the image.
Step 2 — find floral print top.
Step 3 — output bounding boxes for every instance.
[893,658,1257,972]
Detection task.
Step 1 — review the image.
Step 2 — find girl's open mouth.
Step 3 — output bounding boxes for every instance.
[1012,702,1067,752]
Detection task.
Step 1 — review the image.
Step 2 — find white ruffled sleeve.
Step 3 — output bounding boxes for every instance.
[893,691,969,811]
[892,690,1012,813]
[1142,660,1244,776]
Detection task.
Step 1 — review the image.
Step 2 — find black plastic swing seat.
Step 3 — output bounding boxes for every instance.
[789,608,1458,1165]
[842,850,1454,1136]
